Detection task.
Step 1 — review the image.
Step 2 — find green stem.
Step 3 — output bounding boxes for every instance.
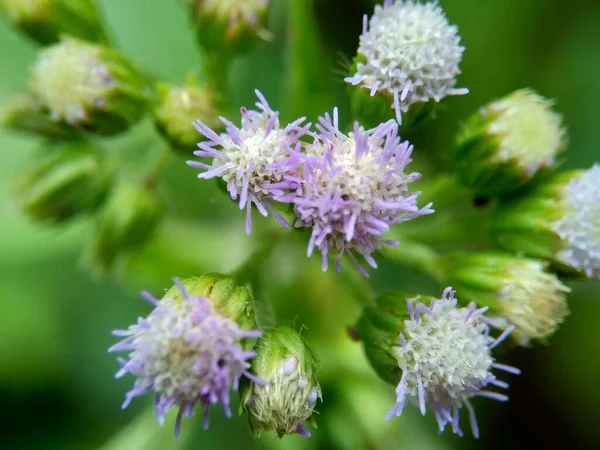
[143,145,172,188]
[231,233,282,328]
[380,234,447,284]
[203,51,233,113]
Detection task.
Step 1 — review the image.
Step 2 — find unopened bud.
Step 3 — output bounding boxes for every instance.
[0,0,106,44]
[453,89,567,196]
[153,78,223,153]
[85,183,163,275]
[447,252,570,346]
[15,142,111,222]
[241,326,321,438]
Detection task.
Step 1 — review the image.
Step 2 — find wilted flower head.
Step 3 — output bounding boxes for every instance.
[188,90,309,234]
[30,37,145,134]
[387,287,520,438]
[447,253,570,346]
[552,165,600,278]
[345,0,467,124]
[279,108,432,276]
[109,277,265,436]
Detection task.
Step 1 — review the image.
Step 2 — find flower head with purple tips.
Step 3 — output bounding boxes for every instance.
[279,108,432,275]
[387,287,520,438]
[109,278,265,436]
[188,90,309,234]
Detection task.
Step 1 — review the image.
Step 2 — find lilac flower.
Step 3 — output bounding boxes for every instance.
[387,287,521,438]
[278,108,432,276]
[109,278,265,436]
[187,90,309,234]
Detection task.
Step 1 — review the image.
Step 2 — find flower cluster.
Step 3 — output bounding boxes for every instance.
[188,92,432,274]
[387,288,520,437]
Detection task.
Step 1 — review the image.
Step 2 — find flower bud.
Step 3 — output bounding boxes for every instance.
[152,78,223,154]
[452,89,567,196]
[85,182,163,275]
[356,287,520,438]
[0,93,77,140]
[187,0,271,55]
[345,1,467,128]
[241,326,321,438]
[15,143,111,222]
[446,253,570,346]
[493,166,600,279]
[110,276,264,436]
[30,37,146,136]
[0,0,106,45]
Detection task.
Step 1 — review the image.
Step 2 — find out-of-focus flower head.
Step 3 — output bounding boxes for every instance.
[345,0,467,126]
[187,90,310,234]
[278,108,432,276]
[447,253,570,346]
[494,165,600,279]
[453,89,567,196]
[110,275,265,436]
[30,37,146,135]
[153,77,224,153]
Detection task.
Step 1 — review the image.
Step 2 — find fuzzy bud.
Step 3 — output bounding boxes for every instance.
[14,142,111,222]
[241,326,321,438]
[0,0,106,44]
[356,287,519,438]
[110,275,264,436]
[153,77,223,154]
[453,89,567,196]
[447,253,570,346]
[187,0,271,55]
[30,37,146,135]
[85,182,163,275]
[494,166,600,279]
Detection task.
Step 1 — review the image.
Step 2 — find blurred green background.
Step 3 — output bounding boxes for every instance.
[1,0,600,449]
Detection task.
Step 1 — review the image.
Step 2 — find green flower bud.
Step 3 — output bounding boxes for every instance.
[446,252,570,346]
[0,93,77,140]
[166,273,259,335]
[187,0,271,56]
[0,0,106,45]
[493,168,600,278]
[30,37,147,136]
[452,89,567,197]
[15,143,111,222]
[85,183,163,275]
[241,326,321,438]
[152,77,223,154]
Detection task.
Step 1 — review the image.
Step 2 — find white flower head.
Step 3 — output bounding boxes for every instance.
[387,287,520,438]
[345,0,467,124]
[553,165,600,278]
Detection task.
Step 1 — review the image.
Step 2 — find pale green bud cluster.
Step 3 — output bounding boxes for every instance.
[242,326,321,438]
[447,253,570,346]
[453,89,567,196]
